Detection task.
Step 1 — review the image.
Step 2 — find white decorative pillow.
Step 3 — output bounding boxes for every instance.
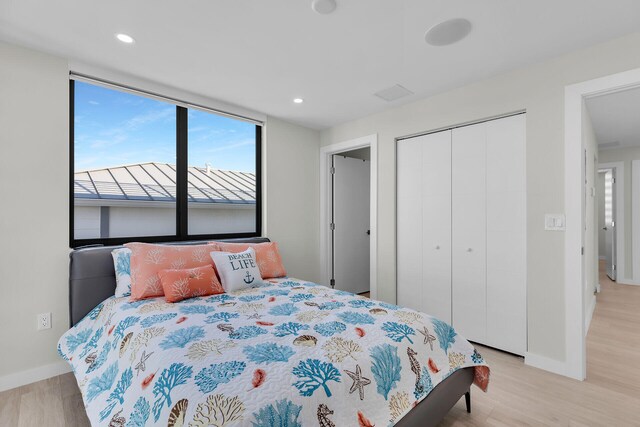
[111,248,132,297]
[210,247,263,292]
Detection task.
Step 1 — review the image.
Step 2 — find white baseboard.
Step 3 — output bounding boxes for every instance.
[0,361,71,393]
[524,352,571,378]
[585,294,596,334]
[617,277,640,286]
[598,256,606,260]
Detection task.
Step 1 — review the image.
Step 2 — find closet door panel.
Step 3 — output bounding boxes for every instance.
[396,137,423,311]
[486,115,526,194]
[451,192,487,342]
[487,262,526,354]
[451,123,487,343]
[486,114,527,355]
[421,131,452,323]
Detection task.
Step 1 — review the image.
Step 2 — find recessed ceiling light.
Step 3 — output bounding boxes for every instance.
[115,33,135,44]
[312,0,337,15]
[293,98,304,104]
[425,18,472,47]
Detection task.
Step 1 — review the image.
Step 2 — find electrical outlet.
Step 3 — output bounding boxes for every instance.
[37,312,51,330]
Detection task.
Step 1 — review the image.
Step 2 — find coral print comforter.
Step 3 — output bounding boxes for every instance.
[58,278,490,426]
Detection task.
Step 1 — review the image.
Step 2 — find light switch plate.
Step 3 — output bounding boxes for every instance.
[545,214,566,231]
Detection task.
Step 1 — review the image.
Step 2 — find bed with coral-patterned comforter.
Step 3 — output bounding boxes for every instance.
[58,277,489,426]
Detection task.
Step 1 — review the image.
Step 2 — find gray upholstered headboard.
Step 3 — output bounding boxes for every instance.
[69,238,270,327]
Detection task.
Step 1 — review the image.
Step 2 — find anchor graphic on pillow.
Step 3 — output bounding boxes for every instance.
[244,271,255,284]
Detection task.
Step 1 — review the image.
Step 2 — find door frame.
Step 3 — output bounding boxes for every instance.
[598,162,625,284]
[565,67,640,380]
[320,134,378,298]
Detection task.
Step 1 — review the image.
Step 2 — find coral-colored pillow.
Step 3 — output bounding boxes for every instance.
[125,243,214,301]
[211,241,287,279]
[158,265,224,303]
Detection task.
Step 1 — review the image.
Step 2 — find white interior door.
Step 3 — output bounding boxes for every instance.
[333,155,370,294]
[605,169,616,280]
[452,123,487,344]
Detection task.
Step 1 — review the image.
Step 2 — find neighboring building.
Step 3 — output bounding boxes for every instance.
[74,162,256,239]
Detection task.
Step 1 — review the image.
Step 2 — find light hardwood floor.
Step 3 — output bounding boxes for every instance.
[1,265,638,426]
[441,261,640,426]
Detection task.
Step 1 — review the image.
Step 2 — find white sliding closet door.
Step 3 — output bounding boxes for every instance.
[486,115,527,355]
[452,123,487,343]
[397,137,423,312]
[397,131,452,321]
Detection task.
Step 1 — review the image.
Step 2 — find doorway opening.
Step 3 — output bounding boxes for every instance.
[582,87,640,392]
[597,167,619,284]
[565,68,640,381]
[320,134,377,299]
[331,149,371,296]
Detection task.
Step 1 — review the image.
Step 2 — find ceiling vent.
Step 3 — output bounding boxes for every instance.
[374,84,414,102]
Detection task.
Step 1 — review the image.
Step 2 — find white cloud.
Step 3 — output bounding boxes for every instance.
[125,107,174,130]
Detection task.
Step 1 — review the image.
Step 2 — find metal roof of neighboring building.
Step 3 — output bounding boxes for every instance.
[75,162,255,204]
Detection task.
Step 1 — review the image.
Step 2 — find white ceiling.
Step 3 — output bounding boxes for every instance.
[2,0,640,129]
[586,86,640,149]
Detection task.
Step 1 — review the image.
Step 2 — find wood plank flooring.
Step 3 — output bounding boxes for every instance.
[441,261,640,426]
[1,265,638,426]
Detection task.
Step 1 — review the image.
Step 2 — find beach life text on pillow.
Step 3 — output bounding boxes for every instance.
[210,247,263,292]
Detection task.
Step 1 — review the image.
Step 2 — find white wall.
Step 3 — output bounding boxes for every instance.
[599,145,640,279]
[0,41,321,388]
[75,205,256,238]
[0,42,70,382]
[265,117,321,283]
[109,206,175,237]
[74,206,101,239]
[188,206,256,236]
[321,32,640,364]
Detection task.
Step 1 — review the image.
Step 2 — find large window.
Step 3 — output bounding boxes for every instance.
[70,78,261,247]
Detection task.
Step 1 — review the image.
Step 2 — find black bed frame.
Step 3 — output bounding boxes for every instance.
[68,237,473,427]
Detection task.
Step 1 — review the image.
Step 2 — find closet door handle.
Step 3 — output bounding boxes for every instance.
[435,245,440,250]
[466,248,473,253]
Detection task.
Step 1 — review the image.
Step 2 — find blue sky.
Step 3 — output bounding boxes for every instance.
[74,81,256,172]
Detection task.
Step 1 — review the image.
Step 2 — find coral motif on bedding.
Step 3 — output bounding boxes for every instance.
[59,278,489,426]
[112,248,132,297]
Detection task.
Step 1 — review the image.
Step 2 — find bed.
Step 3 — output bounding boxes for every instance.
[60,238,489,426]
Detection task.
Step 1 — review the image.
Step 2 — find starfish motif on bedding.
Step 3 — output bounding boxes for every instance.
[418,326,436,350]
[344,364,371,400]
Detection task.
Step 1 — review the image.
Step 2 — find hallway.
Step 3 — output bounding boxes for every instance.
[585,261,640,397]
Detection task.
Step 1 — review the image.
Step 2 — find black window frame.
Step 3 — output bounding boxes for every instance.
[69,79,262,248]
